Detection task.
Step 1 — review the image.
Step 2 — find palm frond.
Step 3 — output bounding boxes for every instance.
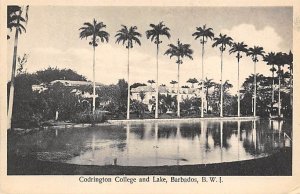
[79,19,109,47]
[146,21,171,43]
[115,25,142,48]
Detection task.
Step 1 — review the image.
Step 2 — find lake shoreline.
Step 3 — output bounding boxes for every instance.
[11,116,261,132]
[7,147,292,176]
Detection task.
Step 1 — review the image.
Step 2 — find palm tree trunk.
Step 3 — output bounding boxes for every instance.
[220,51,223,117]
[177,60,181,118]
[254,61,257,117]
[155,42,159,119]
[278,67,281,117]
[206,87,209,111]
[290,67,292,107]
[127,47,130,120]
[271,65,275,103]
[7,9,22,130]
[201,39,205,118]
[237,57,240,117]
[92,46,96,114]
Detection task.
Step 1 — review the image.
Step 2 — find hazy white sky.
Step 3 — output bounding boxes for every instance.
[7,6,292,94]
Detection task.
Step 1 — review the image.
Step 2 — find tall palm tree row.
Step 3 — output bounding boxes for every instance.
[263,52,276,107]
[79,19,109,114]
[164,39,193,117]
[247,46,265,117]
[274,52,287,117]
[115,25,142,119]
[192,25,214,117]
[212,34,233,117]
[229,42,248,117]
[286,51,293,108]
[203,77,216,111]
[262,51,293,117]
[146,21,171,119]
[7,5,29,130]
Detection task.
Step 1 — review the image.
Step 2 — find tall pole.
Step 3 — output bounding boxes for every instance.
[92,46,96,114]
[271,65,275,103]
[177,59,181,117]
[254,60,257,117]
[155,38,159,119]
[220,50,223,117]
[201,37,205,118]
[127,46,130,120]
[278,67,281,117]
[220,121,223,162]
[237,53,240,117]
[8,8,22,130]
[290,67,293,107]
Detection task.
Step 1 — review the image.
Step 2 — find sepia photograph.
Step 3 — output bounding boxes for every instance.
[1,0,299,194]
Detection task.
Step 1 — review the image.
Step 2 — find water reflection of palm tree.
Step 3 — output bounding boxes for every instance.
[154,123,158,166]
[126,124,130,165]
[176,123,181,165]
[144,123,152,139]
[252,121,257,157]
[220,121,223,162]
[242,122,257,156]
[278,120,283,143]
[237,121,241,161]
[205,123,210,152]
[200,120,206,164]
[269,119,275,147]
[91,133,95,165]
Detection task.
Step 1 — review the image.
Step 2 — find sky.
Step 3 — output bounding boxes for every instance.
[7,6,293,94]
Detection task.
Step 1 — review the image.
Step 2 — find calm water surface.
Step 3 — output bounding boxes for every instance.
[9,119,292,166]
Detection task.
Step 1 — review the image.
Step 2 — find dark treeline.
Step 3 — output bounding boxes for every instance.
[7,67,292,128]
[7,68,127,128]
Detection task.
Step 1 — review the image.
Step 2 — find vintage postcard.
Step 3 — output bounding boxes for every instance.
[0,0,299,193]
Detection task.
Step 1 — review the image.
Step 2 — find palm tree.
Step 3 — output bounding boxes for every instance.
[229,42,248,117]
[247,46,265,117]
[223,80,233,93]
[147,80,155,86]
[7,6,27,39]
[192,24,214,117]
[212,33,232,117]
[170,80,178,88]
[187,78,198,88]
[79,19,109,114]
[203,77,216,111]
[286,51,293,107]
[165,39,193,117]
[263,52,276,108]
[115,25,142,119]
[7,5,29,130]
[274,52,286,117]
[146,21,171,119]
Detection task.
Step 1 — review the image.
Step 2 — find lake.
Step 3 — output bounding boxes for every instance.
[8,119,292,166]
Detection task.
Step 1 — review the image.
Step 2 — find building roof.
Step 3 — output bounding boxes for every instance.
[131,85,202,95]
[131,85,155,93]
[50,80,102,87]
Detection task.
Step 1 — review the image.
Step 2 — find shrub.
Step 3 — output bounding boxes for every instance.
[71,112,107,124]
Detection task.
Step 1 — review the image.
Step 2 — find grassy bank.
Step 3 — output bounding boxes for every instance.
[7,148,291,176]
